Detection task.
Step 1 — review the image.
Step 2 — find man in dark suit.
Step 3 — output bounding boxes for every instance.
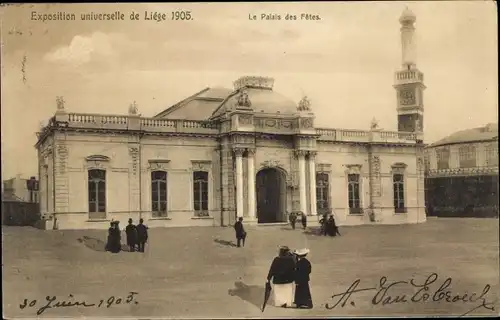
[125,218,138,252]
[234,217,246,247]
[136,218,149,252]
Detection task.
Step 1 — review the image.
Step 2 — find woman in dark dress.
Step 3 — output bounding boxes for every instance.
[293,248,313,309]
[106,221,121,253]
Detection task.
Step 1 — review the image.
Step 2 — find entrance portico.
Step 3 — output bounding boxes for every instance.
[233,146,318,224]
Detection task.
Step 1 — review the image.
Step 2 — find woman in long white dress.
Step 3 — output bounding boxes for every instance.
[266,246,296,307]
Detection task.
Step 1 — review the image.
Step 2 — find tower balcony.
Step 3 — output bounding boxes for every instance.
[394,69,425,86]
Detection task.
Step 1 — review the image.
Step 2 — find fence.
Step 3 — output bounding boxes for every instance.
[2,201,40,226]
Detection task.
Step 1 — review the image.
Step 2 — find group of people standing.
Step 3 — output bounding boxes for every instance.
[319,212,341,237]
[266,246,313,309]
[288,211,307,230]
[105,218,149,253]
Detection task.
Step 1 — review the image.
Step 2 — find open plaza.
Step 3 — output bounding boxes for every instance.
[2,217,498,318]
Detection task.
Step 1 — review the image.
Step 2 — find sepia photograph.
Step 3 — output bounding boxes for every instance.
[1,1,498,318]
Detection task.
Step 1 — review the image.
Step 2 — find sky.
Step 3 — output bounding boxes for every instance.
[1,1,497,179]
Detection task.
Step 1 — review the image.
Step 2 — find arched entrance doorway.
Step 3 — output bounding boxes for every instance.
[256,167,287,223]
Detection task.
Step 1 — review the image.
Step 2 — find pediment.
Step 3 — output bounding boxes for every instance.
[392,162,408,169]
[85,155,110,162]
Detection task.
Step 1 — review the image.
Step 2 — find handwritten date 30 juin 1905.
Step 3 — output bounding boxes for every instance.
[326,273,497,316]
[19,292,139,315]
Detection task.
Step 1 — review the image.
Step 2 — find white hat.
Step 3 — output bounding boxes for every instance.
[294,248,310,256]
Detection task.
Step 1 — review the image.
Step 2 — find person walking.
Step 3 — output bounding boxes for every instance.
[293,248,313,309]
[301,213,307,230]
[234,217,247,248]
[125,218,138,252]
[328,214,341,237]
[266,246,297,308]
[136,218,149,253]
[289,211,297,230]
[319,213,328,236]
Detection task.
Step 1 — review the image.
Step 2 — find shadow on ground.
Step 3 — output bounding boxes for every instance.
[213,238,237,247]
[228,281,265,310]
[77,236,131,252]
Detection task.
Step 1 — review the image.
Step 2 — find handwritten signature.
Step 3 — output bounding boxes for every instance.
[326,273,497,317]
[19,292,139,315]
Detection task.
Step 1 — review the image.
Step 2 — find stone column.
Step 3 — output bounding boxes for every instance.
[308,152,317,216]
[247,149,256,219]
[296,150,308,215]
[234,148,245,218]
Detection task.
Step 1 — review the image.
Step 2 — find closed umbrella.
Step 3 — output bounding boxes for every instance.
[261,281,272,312]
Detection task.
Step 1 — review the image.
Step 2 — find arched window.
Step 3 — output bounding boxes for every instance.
[316,172,329,214]
[151,171,168,217]
[193,171,209,216]
[88,169,106,219]
[348,174,361,214]
[393,173,406,213]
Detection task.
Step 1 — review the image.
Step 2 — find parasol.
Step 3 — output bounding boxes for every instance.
[261,281,272,312]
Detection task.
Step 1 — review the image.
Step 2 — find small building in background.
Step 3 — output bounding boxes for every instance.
[424,123,499,217]
[2,175,41,226]
[2,175,40,204]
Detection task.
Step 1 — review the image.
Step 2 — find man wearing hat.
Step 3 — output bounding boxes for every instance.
[125,218,138,252]
[293,248,313,309]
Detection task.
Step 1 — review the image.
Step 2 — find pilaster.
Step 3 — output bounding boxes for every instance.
[308,151,317,216]
[234,147,245,218]
[368,149,383,222]
[294,149,308,215]
[220,139,235,226]
[54,142,69,215]
[128,144,141,216]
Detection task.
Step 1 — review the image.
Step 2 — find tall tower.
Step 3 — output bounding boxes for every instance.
[394,8,426,133]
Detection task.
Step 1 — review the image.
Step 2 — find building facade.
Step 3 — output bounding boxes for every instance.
[2,175,40,204]
[35,9,427,230]
[424,123,499,217]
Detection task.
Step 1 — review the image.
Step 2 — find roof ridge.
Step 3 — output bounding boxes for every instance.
[209,88,241,119]
[153,87,211,118]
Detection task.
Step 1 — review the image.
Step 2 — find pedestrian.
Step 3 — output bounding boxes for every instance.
[293,248,313,309]
[125,218,138,252]
[136,218,148,253]
[328,214,341,237]
[289,211,297,230]
[266,246,296,308]
[106,221,121,253]
[105,221,113,252]
[319,213,328,236]
[301,213,307,229]
[234,217,247,247]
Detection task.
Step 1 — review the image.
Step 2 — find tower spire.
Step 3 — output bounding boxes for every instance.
[394,8,426,134]
[400,7,417,69]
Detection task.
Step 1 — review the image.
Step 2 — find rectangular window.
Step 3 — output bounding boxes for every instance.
[193,171,209,216]
[436,148,450,170]
[485,144,498,167]
[88,169,106,220]
[459,145,476,168]
[393,173,406,213]
[348,174,362,214]
[151,171,168,217]
[316,172,330,214]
